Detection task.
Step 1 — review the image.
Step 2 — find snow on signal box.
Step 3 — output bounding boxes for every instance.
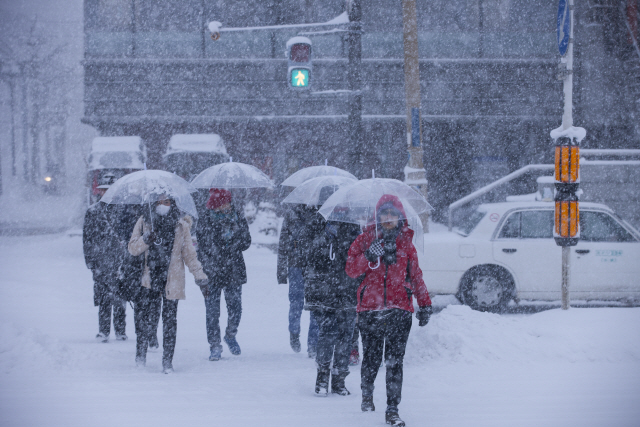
[286,37,312,90]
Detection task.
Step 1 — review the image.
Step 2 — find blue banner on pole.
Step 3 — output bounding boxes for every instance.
[557,0,570,56]
[411,107,420,147]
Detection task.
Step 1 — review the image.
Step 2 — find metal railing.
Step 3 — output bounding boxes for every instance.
[447,164,554,231]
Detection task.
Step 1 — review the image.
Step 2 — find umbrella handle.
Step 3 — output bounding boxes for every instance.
[329,243,335,260]
[368,258,380,270]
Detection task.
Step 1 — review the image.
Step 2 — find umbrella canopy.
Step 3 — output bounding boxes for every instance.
[101,169,199,219]
[281,165,356,187]
[190,161,274,189]
[282,175,357,206]
[318,178,432,251]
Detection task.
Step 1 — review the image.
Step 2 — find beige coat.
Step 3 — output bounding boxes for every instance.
[128,215,207,300]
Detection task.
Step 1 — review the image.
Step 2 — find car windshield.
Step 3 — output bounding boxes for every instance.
[455,210,486,236]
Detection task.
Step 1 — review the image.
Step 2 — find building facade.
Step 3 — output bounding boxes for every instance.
[83,0,639,219]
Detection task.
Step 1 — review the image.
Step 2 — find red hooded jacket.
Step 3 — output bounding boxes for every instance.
[345,195,431,313]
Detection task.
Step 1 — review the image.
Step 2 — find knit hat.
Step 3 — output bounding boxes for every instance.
[377,201,402,221]
[206,188,232,210]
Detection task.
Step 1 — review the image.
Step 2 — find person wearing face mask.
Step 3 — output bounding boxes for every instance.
[128,195,208,374]
[345,194,432,427]
[196,188,251,361]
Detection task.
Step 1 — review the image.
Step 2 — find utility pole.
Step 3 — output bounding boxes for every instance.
[347,0,364,178]
[402,0,429,229]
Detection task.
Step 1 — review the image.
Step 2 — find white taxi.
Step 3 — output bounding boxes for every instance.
[421,201,640,311]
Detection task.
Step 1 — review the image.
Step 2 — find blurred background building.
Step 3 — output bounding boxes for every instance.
[2,0,638,224]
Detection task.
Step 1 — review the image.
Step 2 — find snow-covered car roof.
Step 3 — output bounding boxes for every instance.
[88,136,145,170]
[91,136,143,153]
[164,134,228,157]
[476,201,613,214]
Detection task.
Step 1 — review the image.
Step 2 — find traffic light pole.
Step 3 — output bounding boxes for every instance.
[347,0,364,178]
[402,0,429,230]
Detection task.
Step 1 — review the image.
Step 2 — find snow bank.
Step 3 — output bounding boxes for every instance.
[406,305,640,364]
[0,323,71,373]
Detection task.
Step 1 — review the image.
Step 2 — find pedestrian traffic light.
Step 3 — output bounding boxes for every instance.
[286,37,312,90]
[554,136,580,246]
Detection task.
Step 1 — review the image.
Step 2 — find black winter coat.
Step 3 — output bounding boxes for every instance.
[82,202,126,305]
[303,220,361,311]
[276,206,319,283]
[196,207,251,287]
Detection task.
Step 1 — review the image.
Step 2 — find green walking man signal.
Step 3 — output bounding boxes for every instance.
[291,68,310,87]
[286,37,312,90]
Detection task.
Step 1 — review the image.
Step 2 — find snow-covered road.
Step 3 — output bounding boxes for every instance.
[1,233,639,427]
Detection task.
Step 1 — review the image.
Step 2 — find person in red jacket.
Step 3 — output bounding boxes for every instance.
[346,194,432,427]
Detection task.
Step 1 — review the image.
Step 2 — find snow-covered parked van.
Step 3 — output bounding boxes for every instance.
[87,136,146,204]
[163,134,229,181]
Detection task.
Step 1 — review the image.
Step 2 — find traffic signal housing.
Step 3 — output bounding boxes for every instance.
[554,137,580,246]
[286,37,312,90]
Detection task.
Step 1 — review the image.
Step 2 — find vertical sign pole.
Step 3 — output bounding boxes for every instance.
[402,0,429,230]
[561,0,574,311]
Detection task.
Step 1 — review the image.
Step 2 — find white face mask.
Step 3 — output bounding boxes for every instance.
[156,204,171,216]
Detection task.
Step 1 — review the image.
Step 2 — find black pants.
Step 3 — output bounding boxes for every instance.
[359,309,412,413]
[135,287,179,368]
[351,316,360,351]
[313,309,357,377]
[205,283,242,352]
[98,294,126,336]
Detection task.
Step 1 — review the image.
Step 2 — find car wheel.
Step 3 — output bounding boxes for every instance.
[460,266,513,312]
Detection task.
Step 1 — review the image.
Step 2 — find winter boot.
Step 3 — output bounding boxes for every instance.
[209,347,222,361]
[361,396,375,412]
[349,348,359,365]
[385,411,405,426]
[135,341,147,367]
[135,356,146,367]
[115,333,128,341]
[331,373,350,396]
[96,333,109,343]
[314,370,330,396]
[149,335,159,350]
[224,336,241,355]
[162,358,173,374]
[290,333,301,353]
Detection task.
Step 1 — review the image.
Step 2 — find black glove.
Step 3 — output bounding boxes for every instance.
[325,223,338,239]
[143,230,156,245]
[365,239,384,262]
[195,279,209,297]
[277,273,288,285]
[416,306,433,327]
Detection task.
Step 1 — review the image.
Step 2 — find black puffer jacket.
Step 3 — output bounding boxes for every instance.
[304,220,361,311]
[196,207,251,287]
[276,205,318,283]
[83,202,125,279]
[83,202,126,305]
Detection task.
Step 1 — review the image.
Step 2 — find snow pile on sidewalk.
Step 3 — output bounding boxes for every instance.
[406,305,640,364]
